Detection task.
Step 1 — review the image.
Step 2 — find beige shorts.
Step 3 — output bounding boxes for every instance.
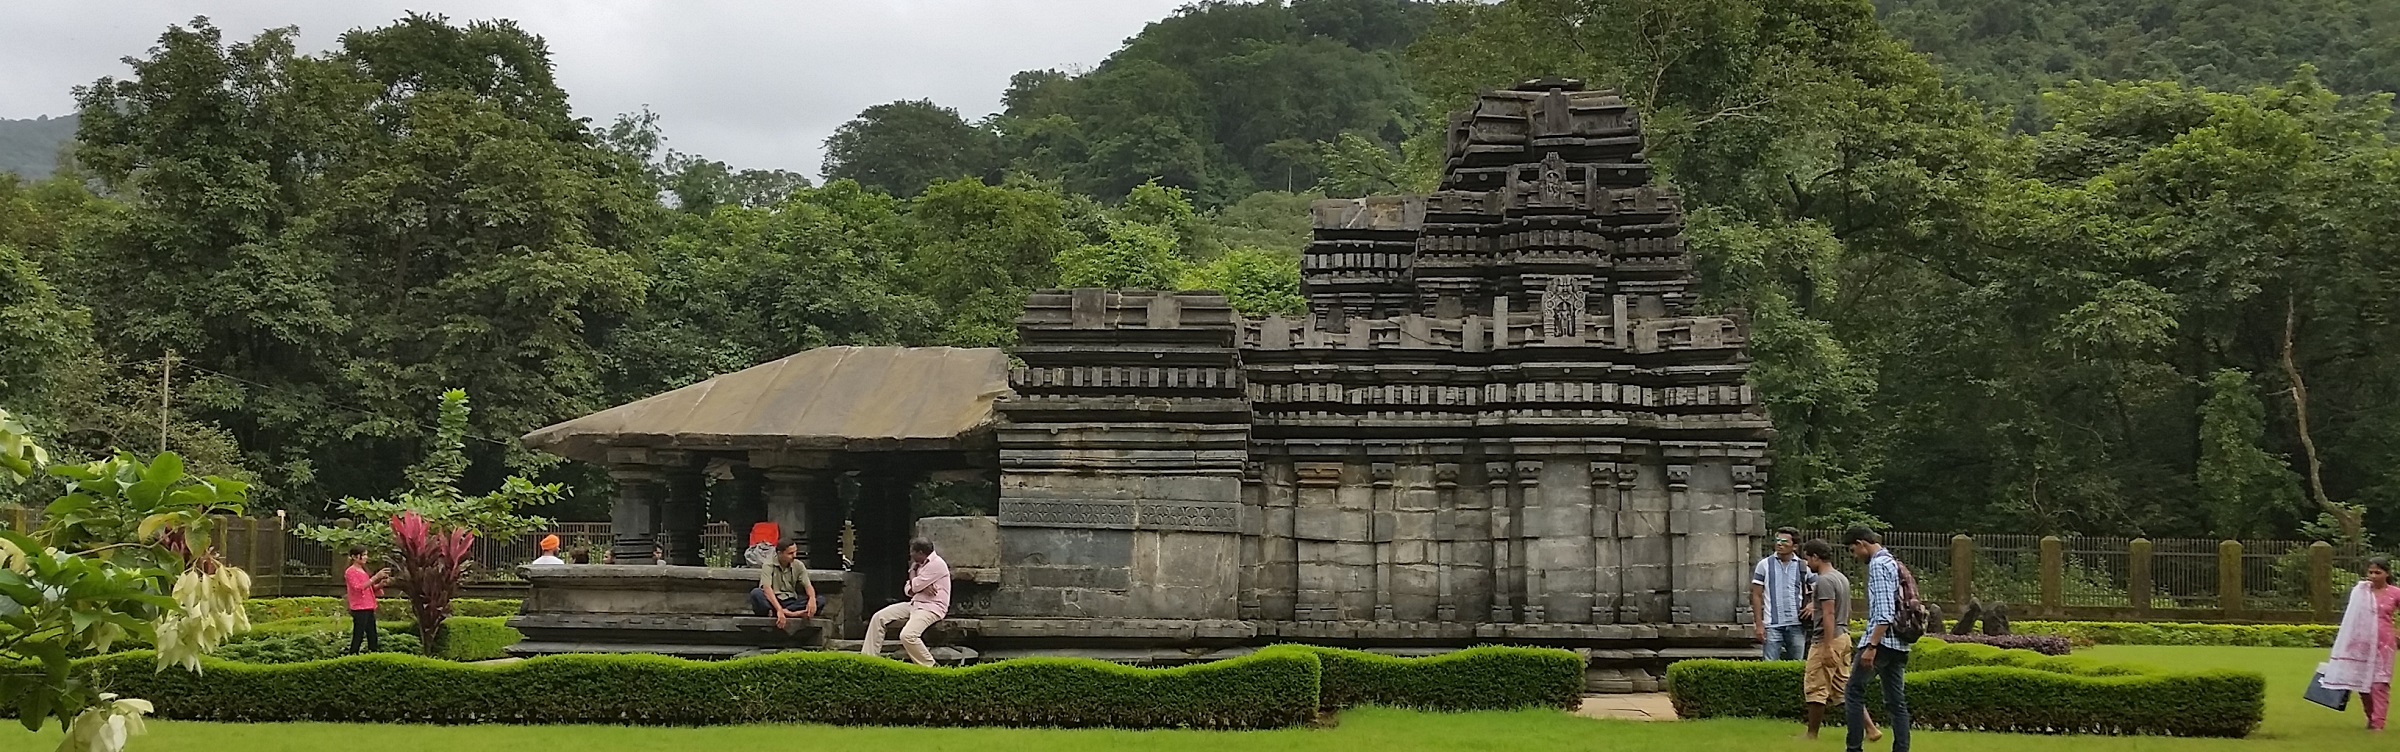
[1804,637,1852,705]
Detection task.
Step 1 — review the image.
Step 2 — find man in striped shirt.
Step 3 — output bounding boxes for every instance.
[1845,526,1911,752]
[1750,526,1809,660]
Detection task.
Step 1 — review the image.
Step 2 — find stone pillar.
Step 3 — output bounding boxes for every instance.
[1255,459,1298,620]
[1370,462,1396,622]
[763,468,841,570]
[1485,461,1516,623]
[1433,462,1461,622]
[1589,460,1622,624]
[1513,459,1544,624]
[721,467,767,560]
[1293,461,1344,621]
[661,466,708,566]
[1613,462,1644,624]
[608,466,661,564]
[1665,462,1694,623]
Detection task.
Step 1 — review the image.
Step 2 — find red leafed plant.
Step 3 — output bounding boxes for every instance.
[391,510,475,653]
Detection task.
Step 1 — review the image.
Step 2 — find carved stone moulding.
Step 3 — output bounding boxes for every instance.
[997,497,1241,533]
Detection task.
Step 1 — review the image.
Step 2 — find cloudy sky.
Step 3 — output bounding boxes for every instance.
[1,1,1193,177]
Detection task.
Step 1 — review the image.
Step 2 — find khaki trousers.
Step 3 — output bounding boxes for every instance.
[863,602,941,666]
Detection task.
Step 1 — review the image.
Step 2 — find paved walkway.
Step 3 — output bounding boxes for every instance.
[1574,693,1679,721]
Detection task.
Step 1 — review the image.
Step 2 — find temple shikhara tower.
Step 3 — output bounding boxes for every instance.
[519,79,1773,691]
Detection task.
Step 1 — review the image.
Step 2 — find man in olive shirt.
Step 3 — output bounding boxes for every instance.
[749,540,822,629]
[1802,538,1878,741]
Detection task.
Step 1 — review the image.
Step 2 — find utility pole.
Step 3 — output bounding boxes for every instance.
[158,350,175,455]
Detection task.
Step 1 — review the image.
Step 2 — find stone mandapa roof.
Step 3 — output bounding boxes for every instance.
[522,346,1012,464]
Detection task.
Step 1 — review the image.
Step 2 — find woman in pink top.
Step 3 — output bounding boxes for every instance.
[2321,557,2400,730]
[343,545,394,655]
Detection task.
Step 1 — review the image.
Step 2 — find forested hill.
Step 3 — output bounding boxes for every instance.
[1876,0,2400,127]
[0,116,76,178]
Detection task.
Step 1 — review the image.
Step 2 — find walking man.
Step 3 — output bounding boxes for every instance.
[863,538,950,666]
[1802,539,1878,741]
[1845,526,1911,752]
[1752,526,1808,660]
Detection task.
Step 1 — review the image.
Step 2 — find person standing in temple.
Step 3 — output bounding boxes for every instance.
[1801,538,1878,741]
[1846,526,1911,752]
[863,539,949,667]
[529,535,565,566]
[341,545,393,655]
[1751,526,1808,660]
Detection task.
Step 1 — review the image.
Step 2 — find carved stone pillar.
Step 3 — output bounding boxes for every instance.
[1433,462,1459,622]
[608,466,661,564]
[1485,461,1515,623]
[720,467,767,561]
[1590,460,1622,624]
[1514,459,1543,623]
[1370,461,1396,622]
[1666,462,1694,623]
[661,465,708,566]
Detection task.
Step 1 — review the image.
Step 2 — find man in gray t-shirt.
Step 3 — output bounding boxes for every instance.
[1801,539,1877,741]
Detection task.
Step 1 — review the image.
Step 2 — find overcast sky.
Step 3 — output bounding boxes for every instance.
[1,1,1193,178]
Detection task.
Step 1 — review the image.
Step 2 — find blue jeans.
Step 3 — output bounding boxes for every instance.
[1846,646,1910,752]
[1762,624,1808,660]
[748,587,824,617]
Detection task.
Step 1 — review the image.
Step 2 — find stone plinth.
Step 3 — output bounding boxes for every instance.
[509,564,858,657]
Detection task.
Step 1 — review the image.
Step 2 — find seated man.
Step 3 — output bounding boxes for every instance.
[748,540,822,629]
[863,538,949,666]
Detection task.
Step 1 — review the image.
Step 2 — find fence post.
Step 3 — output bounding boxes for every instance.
[1949,534,1973,608]
[2039,536,2063,614]
[2129,538,2153,616]
[2218,540,2245,615]
[2310,541,2334,621]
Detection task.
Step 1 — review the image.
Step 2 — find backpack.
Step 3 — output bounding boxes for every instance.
[1891,557,1930,645]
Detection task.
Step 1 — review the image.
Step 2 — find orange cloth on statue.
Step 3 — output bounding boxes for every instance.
[750,522,780,547]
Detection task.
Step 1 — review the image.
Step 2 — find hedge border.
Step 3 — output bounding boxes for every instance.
[246,597,521,622]
[2009,620,2336,648]
[78,643,1587,728]
[1301,646,1584,711]
[1666,638,2263,737]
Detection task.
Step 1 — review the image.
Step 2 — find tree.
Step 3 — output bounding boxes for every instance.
[822,100,1001,197]
[903,178,1080,347]
[2197,369,2303,539]
[1057,222,1186,290]
[297,390,560,651]
[1180,247,1306,316]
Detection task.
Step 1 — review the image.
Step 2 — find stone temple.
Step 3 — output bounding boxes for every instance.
[513,79,1773,691]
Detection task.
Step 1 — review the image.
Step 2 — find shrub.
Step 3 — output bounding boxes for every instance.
[245,597,520,623]
[216,631,424,664]
[2010,620,2335,648]
[1303,646,1584,711]
[77,646,1323,729]
[1926,633,2071,655]
[1666,638,2263,737]
[434,617,521,662]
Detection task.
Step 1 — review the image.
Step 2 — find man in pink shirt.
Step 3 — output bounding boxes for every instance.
[342,545,394,654]
[862,538,949,666]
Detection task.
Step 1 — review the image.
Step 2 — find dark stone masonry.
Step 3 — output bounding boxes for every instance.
[517,79,1773,691]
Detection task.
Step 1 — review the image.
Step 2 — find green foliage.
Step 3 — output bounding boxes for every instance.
[1877,0,2400,131]
[297,390,558,559]
[905,178,1080,347]
[2198,369,2305,538]
[823,100,1003,198]
[2010,620,2338,648]
[216,629,421,664]
[1180,248,1307,317]
[242,597,519,623]
[1302,646,1584,711]
[431,616,519,662]
[1667,638,2265,736]
[1057,223,1187,290]
[78,646,1326,728]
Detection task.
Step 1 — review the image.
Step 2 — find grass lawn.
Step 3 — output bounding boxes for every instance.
[1,645,2382,752]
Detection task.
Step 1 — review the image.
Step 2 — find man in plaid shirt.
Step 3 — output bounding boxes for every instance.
[1845,525,1910,752]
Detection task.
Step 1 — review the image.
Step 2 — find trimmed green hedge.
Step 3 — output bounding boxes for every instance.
[1304,646,1583,711]
[1667,639,2262,737]
[225,615,520,662]
[2011,620,2335,648]
[246,597,521,622]
[80,647,1322,728]
[436,617,522,662]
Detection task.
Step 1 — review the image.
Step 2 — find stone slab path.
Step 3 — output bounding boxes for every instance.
[1574,693,1679,721]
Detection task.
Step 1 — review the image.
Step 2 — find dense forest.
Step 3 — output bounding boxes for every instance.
[3,0,2399,547]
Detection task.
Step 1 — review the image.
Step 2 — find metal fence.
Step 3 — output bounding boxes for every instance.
[1769,531,2364,624]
